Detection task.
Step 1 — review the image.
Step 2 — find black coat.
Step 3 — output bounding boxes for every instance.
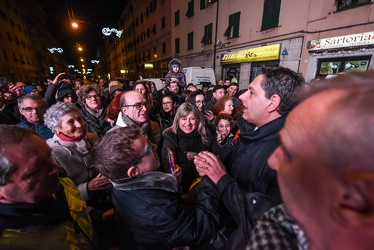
[216,116,285,246]
[111,172,220,250]
[162,128,219,192]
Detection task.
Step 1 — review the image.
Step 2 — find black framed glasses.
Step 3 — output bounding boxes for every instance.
[123,102,149,110]
[162,101,173,106]
[22,106,46,112]
[130,141,154,167]
[86,94,100,100]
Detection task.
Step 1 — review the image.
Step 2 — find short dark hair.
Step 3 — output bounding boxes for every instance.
[92,126,142,179]
[260,67,305,115]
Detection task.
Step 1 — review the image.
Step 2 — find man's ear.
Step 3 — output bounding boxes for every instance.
[127,166,142,177]
[267,94,281,113]
[335,171,374,227]
[121,106,127,115]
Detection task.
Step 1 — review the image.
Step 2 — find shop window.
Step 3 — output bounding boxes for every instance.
[175,37,180,54]
[186,0,194,18]
[175,10,180,25]
[201,23,213,45]
[336,0,371,11]
[187,32,194,50]
[317,56,370,76]
[261,0,281,31]
[224,12,240,39]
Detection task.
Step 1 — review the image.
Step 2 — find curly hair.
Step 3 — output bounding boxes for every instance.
[92,125,142,179]
[77,83,103,107]
[44,102,81,133]
[212,96,234,116]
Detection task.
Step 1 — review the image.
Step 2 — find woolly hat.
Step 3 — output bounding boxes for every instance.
[57,86,76,102]
[212,85,225,92]
[23,85,36,95]
[171,62,180,67]
[109,81,123,96]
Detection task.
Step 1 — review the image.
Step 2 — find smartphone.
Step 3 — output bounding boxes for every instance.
[167,148,176,174]
[62,74,76,80]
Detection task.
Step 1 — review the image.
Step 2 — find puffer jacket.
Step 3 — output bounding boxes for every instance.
[165,58,186,89]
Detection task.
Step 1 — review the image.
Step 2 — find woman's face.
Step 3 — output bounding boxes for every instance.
[223,99,234,115]
[56,111,85,138]
[162,97,175,113]
[135,84,146,95]
[85,90,102,111]
[150,83,156,93]
[178,112,198,134]
[217,118,232,136]
[195,94,205,112]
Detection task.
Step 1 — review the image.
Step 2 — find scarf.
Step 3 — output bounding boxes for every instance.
[57,128,87,142]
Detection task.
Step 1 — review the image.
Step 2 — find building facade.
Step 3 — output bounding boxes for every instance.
[106,0,374,88]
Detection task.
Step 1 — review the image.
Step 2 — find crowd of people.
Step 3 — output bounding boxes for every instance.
[1,62,374,250]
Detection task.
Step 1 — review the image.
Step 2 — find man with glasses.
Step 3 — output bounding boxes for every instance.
[107,90,161,147]
[16,94,53,140]
[93,126,220,249]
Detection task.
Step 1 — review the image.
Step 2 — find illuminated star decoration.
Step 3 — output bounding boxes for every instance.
[48,48,64,53]
[102,28,123,37]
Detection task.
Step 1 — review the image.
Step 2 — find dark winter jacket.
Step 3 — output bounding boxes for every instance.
[80,106,111,137]
[111,172,220,250]
[165,58,186,89]
[162,128,219,192]
[216,116,285,245]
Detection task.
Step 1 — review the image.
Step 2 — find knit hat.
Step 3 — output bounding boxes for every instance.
[212,85,225,92]
[171,62,180,67]
[23,85,36,95]
[57,86,76,102]
[109,81,123,96]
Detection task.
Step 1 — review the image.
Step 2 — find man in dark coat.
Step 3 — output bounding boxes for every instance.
[93,126,221,250]
[194,66,305,247]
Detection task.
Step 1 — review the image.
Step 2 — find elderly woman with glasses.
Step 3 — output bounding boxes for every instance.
[44,102,111,211]
[77,83,111,137]
[162,102,219,193]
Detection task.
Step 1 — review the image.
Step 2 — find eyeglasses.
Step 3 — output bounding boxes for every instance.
[123,102,149,110]
[162,101,173,106]
[22,106,46,112]
[86,94,100,100]
[130,140,154,167]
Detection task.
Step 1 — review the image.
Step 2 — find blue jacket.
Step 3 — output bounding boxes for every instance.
[17,117,54,140]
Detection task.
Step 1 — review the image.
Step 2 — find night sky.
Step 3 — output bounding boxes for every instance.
[37,0,128,67]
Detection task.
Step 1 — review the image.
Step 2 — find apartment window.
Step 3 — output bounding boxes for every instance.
[162,42,166,55]
[140,13,143,22]
[187,32,194,50]
[152,23,157,34]
[0,10,8,22]
[150,0,157,13]
[186,0,194,18]
[336,0,371,11]
[200,0,206,10]
[261,0,281,30]
[2,49,8,61]
[162,16,166,28]
[7,32,12,42]
[224,12,240,39]
[201,23,213,45]
[175,10,180,25]
[175,37,180,53]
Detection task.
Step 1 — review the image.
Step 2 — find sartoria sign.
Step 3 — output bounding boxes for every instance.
[308,31,374,51]
[221,44,280,64]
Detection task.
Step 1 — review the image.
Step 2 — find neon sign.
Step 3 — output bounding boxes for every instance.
[48,48,63,53]
[102,28,123,37]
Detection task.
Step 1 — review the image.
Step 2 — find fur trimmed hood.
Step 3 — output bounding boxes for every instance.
[168,58,183,72]
[111,171,179,193]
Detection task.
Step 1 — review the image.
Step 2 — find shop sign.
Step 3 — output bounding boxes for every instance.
[221,44,280,64]
[144,63,154,69]
[308,31,374,51]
